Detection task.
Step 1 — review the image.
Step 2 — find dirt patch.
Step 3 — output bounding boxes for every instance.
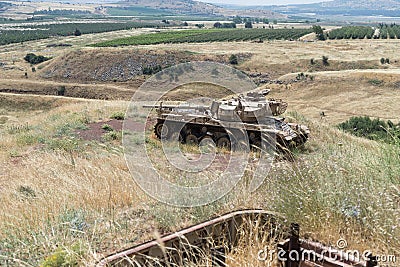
[76,119,149,141]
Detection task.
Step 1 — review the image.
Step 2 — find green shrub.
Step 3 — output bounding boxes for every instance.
[40,243,85,267]
[142,65,162,75]
[17,185,36,198]
[368,79,384,86]
[57,86,66,96]
[338,116,399,143]
[101,124,113,132]
[103,130,121,141]
[244,21,253,28]
[24,53,51,64]
[229,54,238,65]
[74,28,81,36]
[110,111,125,120]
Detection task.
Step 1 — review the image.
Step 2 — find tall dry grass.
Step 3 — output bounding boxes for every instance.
[0,95,399,266]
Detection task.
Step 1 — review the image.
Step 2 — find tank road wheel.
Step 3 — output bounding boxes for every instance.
[154,122,169,140]
[250,139,261,150]
[217,136,231,150]
[199,136,216,153]
[234,140,250,152]
[169,131,182,143]
[185,134,199,145]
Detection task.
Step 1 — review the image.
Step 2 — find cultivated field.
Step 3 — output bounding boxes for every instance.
[0,25,399,266]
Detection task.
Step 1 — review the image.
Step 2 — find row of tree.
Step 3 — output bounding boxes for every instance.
[213,22,253,29]
[232,16,277,25]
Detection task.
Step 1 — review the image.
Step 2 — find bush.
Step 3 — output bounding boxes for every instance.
[229,54,238,65]
[74,28,81,36]
[103,130,122,141]
[368,79,384,86]
[245,22,253,28]
[40,243,85,267]
[322,56,329,66]
[338,116,399,143]
[213,22,222,28]
[102,124,113,132]
[57,86,66,96]
[381,57,386,64]
[110,111,125,120]
[24,53,51,64]
[143,65,162,75]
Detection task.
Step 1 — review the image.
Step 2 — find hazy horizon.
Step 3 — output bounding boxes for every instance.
[198,0,331,6]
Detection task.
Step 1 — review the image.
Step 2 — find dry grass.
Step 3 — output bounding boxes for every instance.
[1,35,400,266]
[268,71,400,124]
[0,92,399,265]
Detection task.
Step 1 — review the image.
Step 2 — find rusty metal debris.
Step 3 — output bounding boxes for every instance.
[97,210,379,267]
[97,209,280,266]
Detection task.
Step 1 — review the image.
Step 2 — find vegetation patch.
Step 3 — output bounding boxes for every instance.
[338,116,400,143]
[24,53,51,65]
[0,22,161,45]
[368,79,384,86]
[91,28,313,47]
[327,24,400,40]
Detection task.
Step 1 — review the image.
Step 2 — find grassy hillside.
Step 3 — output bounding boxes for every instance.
[0,91,398,265]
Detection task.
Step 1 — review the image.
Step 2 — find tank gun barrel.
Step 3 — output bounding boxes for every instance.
[142,103,209,112]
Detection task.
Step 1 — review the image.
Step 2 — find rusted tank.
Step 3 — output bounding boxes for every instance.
[146,90,310,150]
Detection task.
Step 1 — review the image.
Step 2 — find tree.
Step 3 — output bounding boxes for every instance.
[380,58,385,64]
[229,54,238,65]
[182,21,188,26]
[245,21,253,29]
[195,24,204,29]
[233,16,242,24]
[312,25,325,40]
[213,22,222,28]
[74,28,81,36]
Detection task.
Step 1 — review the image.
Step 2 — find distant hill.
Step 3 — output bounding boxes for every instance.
[116,0,285,18]
[266,0,400,18]
[118,0,223,15]
[318,0,400,10]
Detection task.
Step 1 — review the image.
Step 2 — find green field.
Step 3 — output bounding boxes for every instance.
[327,25,400,39]
[0,22,161,45]
[91,28,313,47]
[328,26,375,39]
